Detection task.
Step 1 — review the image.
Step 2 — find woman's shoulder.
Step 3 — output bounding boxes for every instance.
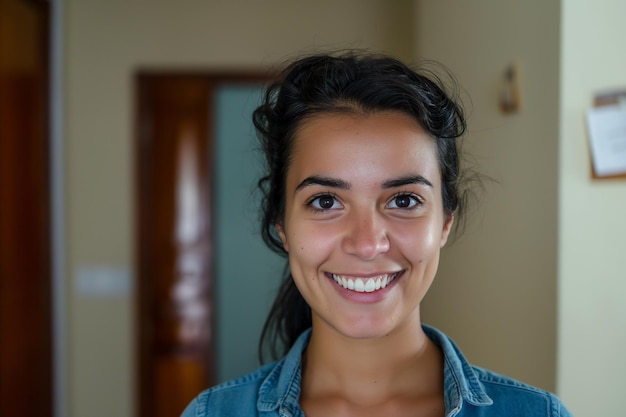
[180,362,276,417]
[181,330,312,416]
[422,325,571,416]
[470,366,572,416]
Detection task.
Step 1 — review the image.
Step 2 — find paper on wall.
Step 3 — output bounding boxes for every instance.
[586,105,626,177]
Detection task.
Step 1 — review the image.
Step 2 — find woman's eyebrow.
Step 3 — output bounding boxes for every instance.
[295,175,351,191]
[382,175,433,189]
[295,174,432,192]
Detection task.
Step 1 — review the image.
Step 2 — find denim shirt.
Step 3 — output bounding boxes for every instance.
[181,325,571,416]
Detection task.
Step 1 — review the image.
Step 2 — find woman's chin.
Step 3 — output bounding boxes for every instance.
[322,316,399,341]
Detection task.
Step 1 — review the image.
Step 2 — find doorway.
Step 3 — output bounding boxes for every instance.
[135,72,282,417]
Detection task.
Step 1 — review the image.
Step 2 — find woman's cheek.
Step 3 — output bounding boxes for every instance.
[393,221,439,253]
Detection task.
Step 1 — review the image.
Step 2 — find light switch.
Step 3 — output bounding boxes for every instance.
[76,265,132,298]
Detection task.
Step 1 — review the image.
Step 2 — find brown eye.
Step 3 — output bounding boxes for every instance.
[309,194,342,211]
[318,196,335,209]
[387,193,420,209]
[395,195,411,208]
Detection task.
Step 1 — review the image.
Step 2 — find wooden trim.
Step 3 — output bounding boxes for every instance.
[135,71,274,417]
[0,0,52,415]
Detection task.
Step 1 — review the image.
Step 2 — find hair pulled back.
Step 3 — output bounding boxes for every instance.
[254,51,467,362]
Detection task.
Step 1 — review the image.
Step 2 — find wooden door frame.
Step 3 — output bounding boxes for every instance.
[134,71,273,417]
[0,0,52,415]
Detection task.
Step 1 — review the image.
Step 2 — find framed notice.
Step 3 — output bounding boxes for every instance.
[586,90,626,179]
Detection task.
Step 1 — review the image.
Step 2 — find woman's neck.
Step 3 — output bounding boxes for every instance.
[301,313,444,410]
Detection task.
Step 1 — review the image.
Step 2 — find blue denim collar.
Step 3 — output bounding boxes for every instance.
[256,325,493,416]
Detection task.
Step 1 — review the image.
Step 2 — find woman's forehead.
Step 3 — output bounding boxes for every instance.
[287,112,440,187]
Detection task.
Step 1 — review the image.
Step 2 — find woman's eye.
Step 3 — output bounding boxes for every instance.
[309,194,342,210]
[387,194,420,209]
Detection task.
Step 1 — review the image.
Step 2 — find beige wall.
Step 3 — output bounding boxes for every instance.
[64,1,414,416]
[415,0,561,392]
[558,1,626,415]
[65,1,626,416]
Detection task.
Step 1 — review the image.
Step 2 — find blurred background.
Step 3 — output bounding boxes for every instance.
[1,0,625,416]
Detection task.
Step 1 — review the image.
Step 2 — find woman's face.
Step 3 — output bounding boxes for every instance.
[277,111,453,340]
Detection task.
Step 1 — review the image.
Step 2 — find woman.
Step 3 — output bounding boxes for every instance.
[182,51,571,417]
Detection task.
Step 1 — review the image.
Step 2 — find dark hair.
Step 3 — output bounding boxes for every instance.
[254,51,468,362]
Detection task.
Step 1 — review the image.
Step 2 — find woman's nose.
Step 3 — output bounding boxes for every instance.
[341,208,390,260]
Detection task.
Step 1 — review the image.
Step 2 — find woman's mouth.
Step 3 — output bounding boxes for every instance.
[330,272,401,293]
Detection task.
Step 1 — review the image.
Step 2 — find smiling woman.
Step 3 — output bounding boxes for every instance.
[181,51,571,417]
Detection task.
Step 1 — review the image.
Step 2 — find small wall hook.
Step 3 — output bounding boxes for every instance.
[499,63,521,114]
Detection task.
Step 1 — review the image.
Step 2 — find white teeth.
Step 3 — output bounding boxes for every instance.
[332,273,398,293]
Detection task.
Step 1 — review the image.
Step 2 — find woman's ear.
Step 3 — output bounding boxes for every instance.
[440,213,454,248]
[276,223,289,252]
